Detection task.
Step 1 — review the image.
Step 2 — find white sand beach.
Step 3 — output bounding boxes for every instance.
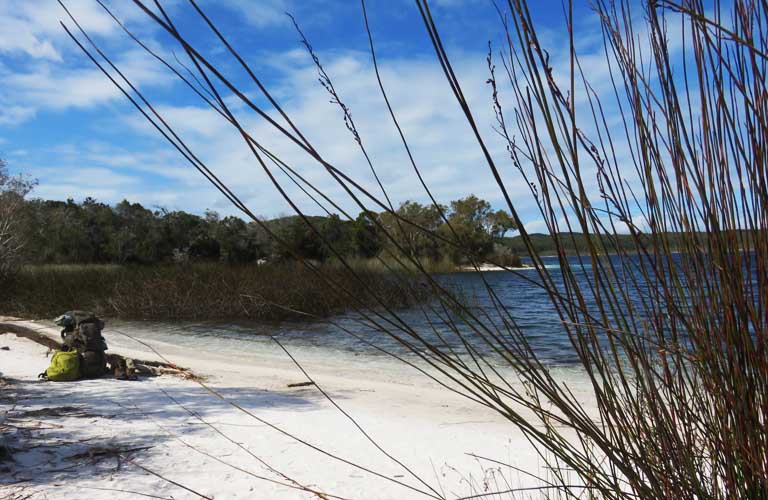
[1,319,594,499]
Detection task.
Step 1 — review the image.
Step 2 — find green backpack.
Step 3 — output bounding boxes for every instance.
[44,350,81,382]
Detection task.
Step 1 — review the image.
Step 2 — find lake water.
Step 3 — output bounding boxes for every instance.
[105,252,760,370]
[105,256,598,367]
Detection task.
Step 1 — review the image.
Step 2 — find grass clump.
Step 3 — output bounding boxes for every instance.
[0,262,425,321]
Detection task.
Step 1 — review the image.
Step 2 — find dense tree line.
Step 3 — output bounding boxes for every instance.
[15,194,519,266]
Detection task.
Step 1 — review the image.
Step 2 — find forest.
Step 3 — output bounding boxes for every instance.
[14,194,518,267]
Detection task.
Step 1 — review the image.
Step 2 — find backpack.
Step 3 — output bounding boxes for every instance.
[68,322,108,352]
[61,313,108,379]
[79,349,107,378]
[55,310,105,335]
[43,350,81,382]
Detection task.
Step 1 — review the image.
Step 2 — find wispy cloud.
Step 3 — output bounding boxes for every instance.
[215,0,291,28]
[112,46,536,217]
[2,49,170,116]
[0,1,173,125]
[0,0,144,61]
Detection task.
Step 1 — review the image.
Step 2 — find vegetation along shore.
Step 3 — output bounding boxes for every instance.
[1,180,516,321]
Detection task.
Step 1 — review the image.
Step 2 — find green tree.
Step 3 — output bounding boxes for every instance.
[159,209,206,260]
[81,197,117,262]
[110,200,166,263]
[439,195,491,262]
[382,201,444,260]
[353,210,383,258]
[274,217,324,261]
[439,195,515,263]
[214,216,262,263]
[318,214,354,260]
[488,209,517,241]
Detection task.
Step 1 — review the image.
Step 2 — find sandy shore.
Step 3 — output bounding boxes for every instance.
[458,263,533,272]
[1,319,594,499]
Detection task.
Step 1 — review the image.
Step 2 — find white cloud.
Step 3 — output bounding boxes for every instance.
[0,105,36,125]
[0,1,180,126]
[19,139,218,209]
[0,4,63,61]
[0,48,171,124]
[107,47,539,218]
[39,166,139,188]
[0,0,143,61]
[216,0,290,28]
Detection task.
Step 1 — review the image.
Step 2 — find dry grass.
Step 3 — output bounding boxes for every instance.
[0,262,426,321]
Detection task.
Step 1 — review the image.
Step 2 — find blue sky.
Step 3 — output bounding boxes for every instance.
[2,0,641,231]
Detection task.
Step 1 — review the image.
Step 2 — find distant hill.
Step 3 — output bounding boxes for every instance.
[503,231,757,256]
[502,232,642,255]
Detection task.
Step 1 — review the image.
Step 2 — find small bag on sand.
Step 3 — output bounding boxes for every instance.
[42,350,81,382]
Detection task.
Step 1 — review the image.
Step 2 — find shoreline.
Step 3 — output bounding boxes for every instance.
[1,318,595,499]
[457,263,534,272]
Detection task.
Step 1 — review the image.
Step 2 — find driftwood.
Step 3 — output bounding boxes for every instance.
[287,381,316,388]
[0,322,61,350]
[0,321,196,380]
[65,444,153,462]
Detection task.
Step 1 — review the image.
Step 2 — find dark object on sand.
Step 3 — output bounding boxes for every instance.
[1,320,196,379]
[287,381,315,388]
[54,311,105,338]
[107,354,138,381]
[55,311,108,378]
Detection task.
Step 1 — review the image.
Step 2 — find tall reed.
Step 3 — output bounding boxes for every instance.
[61,0,767,497]
[1,263,424,321]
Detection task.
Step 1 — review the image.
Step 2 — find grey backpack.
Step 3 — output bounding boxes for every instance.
[55,311,108,378]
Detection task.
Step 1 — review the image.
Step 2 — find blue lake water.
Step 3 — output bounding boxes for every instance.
[108,256,589,365]
[107,251,761,368]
